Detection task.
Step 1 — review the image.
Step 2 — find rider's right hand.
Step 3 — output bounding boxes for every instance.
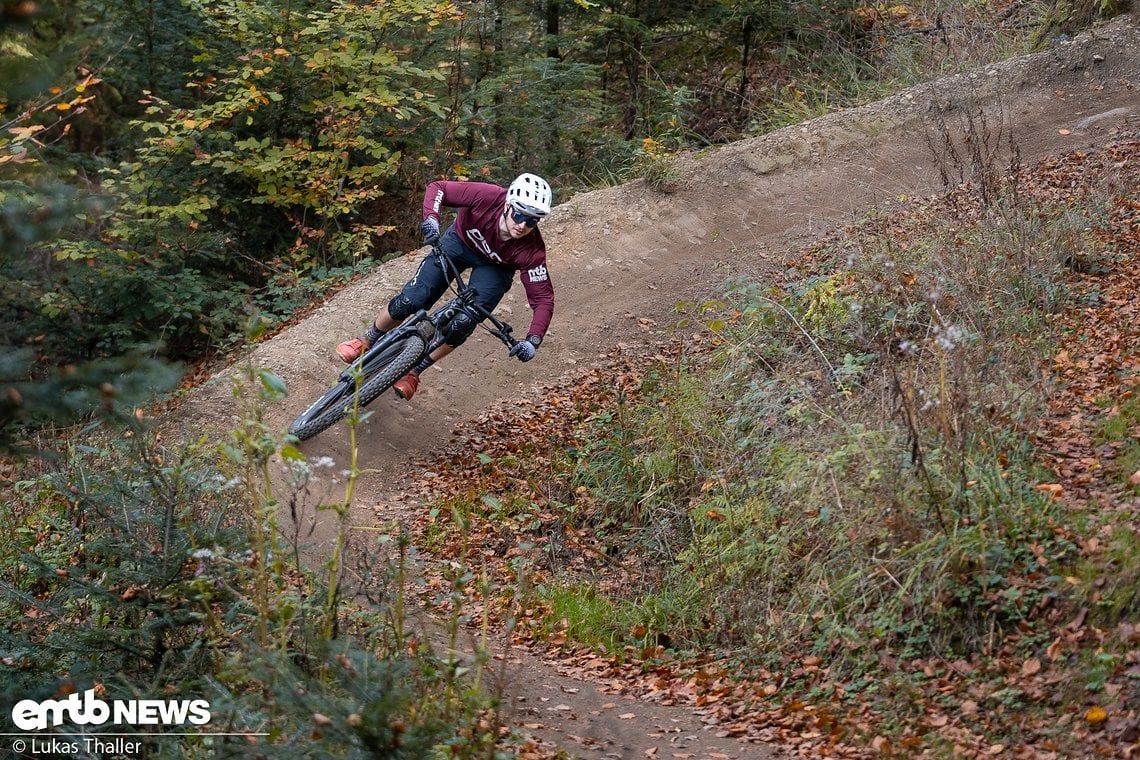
[420,217,440,246]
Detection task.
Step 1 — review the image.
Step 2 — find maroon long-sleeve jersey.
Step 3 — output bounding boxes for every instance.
[423,180,554,339]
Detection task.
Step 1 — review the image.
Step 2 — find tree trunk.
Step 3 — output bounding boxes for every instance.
[546,0,561,60]
[736,14,754,124]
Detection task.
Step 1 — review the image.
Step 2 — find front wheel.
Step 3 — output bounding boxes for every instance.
[288,334,425,441]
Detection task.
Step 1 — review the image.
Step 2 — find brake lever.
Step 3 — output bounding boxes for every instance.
[490,327,516,347]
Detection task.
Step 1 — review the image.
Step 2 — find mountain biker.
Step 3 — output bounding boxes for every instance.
[335,172,554,400]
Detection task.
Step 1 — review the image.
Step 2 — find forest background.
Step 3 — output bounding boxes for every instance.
[5,0,1108,377]
[0,0,1136,758]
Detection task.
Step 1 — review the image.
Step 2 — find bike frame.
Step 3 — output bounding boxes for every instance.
[345,243,519,382]
[288,243,523,440]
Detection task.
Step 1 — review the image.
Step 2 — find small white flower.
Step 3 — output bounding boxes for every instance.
[936,324,964,351]
[192,548,215,560]
[287,460,313,477]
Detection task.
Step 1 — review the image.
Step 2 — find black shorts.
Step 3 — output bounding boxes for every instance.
[398,226,513,315]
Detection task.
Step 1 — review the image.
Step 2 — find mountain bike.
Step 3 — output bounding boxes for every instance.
[287,244,520,441]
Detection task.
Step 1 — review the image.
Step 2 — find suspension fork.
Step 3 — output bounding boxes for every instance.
[423,289,481,355]
[424,332,448,355]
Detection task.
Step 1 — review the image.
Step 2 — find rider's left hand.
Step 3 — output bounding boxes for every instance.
[508,336,540,362]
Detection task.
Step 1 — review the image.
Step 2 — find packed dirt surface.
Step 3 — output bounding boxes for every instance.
[179,13,1140,759]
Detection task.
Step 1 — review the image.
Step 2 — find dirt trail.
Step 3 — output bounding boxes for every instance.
[178,14,1140,759]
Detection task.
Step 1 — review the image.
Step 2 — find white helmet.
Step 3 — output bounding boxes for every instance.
[506,173,552,218]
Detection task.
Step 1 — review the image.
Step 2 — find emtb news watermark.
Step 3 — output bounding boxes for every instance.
[6,688,214,755]
[11,688,211,731]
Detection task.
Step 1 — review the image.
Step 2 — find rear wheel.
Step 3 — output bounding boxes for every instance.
[288,334,425,441]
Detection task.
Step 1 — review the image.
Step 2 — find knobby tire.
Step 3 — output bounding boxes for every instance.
[288,334,425,441]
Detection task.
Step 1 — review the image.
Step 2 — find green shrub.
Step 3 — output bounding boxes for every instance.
[550,132,1128,671]
[0,369,507,757]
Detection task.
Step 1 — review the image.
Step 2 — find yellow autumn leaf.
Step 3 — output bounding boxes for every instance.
[1085,706,1107,724]
[7,125,44,138]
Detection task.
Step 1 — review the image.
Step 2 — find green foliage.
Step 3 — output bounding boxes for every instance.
[459,55,609,181]
[569,370,714,558]
[174,0,452,236]
[0,371,508,756]
[0,0,85,105]
[65,0,455,349]
[0,347,180,455]
[547,131,1128,674]
[5,2,1130,751]
[2,433,243,691]
[3,0,1104,385]
[1096,395,1140,494]
[0,181,78,254]
[2,0,460,364]
[540,583,690,654]
[618,134,685,193]
[0,173,183,451]
[94,0,210,113]
[1032,0,1130,42]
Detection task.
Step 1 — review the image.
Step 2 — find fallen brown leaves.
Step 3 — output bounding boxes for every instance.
[391,138,1140,759]
[395,340,689,610]
[1021,137,1140,758]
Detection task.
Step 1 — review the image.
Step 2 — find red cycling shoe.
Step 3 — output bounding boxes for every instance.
[393,372,420,400]
[336,338,367,363]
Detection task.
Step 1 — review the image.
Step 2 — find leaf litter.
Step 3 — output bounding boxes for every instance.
[384,138,1140,758]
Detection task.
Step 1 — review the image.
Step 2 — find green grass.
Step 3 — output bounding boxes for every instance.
[1096,395,1140,492]
[508,135,1140,754]
[1088,525,1140,624]
[539,583,698,655]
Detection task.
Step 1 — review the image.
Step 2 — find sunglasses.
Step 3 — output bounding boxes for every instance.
[508,208,540,228]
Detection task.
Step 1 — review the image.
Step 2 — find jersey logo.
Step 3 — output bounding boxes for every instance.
[465,229,503,263]
[527,265,548,282]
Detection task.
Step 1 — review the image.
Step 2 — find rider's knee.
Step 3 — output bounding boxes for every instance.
[442,308,480,347]
[387,294,417,321]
